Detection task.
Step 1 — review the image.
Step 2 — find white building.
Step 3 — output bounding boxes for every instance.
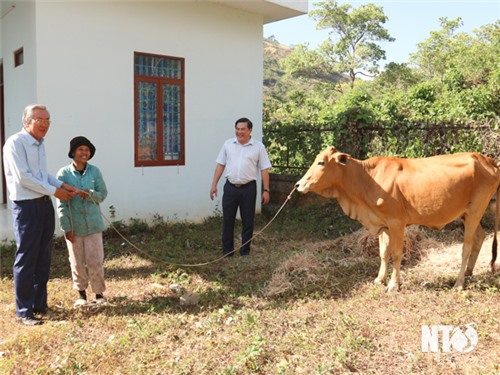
[0,0,307,240]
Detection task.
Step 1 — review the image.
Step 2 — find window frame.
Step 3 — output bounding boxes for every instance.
[134,51,185,167]
[14,48,24,67]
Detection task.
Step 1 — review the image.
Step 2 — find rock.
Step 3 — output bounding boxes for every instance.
[180,292,200,306]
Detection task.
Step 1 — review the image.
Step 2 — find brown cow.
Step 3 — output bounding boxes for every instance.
[296,146,500,291]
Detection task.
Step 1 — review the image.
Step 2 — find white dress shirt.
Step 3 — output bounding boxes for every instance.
[216,137,272,184]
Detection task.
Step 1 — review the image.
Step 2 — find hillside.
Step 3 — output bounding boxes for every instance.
[263,37,292,94]
[263,37,349,97]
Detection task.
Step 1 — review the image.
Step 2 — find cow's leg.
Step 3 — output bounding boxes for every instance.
[387,229,405,292]
[465,224,485,277]
[375,232,390,285]
[455,218,481,289]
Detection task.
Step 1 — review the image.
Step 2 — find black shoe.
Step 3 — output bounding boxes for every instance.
[33,307,49,316]
[17,316,43,326]
[223,251,234,257]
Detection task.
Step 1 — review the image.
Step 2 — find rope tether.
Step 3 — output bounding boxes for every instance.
[69,187,297,267]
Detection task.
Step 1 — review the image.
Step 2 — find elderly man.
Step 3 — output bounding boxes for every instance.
[3,104,77,325]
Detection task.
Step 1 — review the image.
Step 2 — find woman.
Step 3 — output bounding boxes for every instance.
[57,136,108,307]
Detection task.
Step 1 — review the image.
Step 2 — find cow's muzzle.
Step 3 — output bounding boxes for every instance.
[295,180,309,193]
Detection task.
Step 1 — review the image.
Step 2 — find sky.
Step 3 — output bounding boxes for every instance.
[264,0,500,65]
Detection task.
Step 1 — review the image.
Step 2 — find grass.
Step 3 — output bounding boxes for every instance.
[0,201,499,374]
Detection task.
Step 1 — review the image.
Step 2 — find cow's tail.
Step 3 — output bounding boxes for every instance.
[492,183,500,273]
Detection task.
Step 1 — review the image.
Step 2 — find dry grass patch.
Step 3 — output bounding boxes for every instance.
[1,214,499,374]
[266,251,327,296]
[331,225,441,260]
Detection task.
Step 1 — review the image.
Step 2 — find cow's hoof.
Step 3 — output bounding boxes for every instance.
[453,282,465,290]
[386,281,400,292]
[374,277,384,285]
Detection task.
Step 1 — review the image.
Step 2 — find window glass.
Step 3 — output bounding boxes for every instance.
[137,81,158,161]
[162,84,181,160]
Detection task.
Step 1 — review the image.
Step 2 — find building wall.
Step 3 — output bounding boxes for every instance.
[2,2,38,139]
[1,1,265,233]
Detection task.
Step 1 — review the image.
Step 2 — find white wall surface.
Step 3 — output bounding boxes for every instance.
[1,2,39,236]
[2,1,38,136]
[2,1,266,233]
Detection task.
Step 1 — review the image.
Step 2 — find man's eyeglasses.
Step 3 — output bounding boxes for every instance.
[32,118,51,125]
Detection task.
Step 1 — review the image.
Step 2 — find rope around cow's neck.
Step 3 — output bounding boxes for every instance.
[69,187,297,267]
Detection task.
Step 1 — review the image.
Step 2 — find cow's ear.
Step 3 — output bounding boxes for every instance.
[335,153,349,165]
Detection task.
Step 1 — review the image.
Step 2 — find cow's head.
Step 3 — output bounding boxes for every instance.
[295,146,350,198]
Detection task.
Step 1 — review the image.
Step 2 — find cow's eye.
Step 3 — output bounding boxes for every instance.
[318,161,325,166]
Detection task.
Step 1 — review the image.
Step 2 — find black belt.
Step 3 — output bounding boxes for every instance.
[227,180,255,188]
[14,195,51,203]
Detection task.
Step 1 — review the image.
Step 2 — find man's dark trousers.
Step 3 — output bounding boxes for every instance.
[222,181,257,256]
[12,199,54,318]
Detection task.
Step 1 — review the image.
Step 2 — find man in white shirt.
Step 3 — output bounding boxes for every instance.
[210,117,272,256]
[3,104,77,325]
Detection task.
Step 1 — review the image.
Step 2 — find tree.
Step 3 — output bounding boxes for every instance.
[410,18,499,87]
[373,62,420,91]
[310,0,394,87]
[409,19,499,119]
[410,17,464,80]
[280,43,349,93]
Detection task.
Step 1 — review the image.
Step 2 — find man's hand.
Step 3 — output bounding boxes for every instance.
[55,187,76,201]
[210,164,224,201]
[210,187,217,200]
[55,183,78,201]
[261,191,270,205]
[61,183,77,193]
